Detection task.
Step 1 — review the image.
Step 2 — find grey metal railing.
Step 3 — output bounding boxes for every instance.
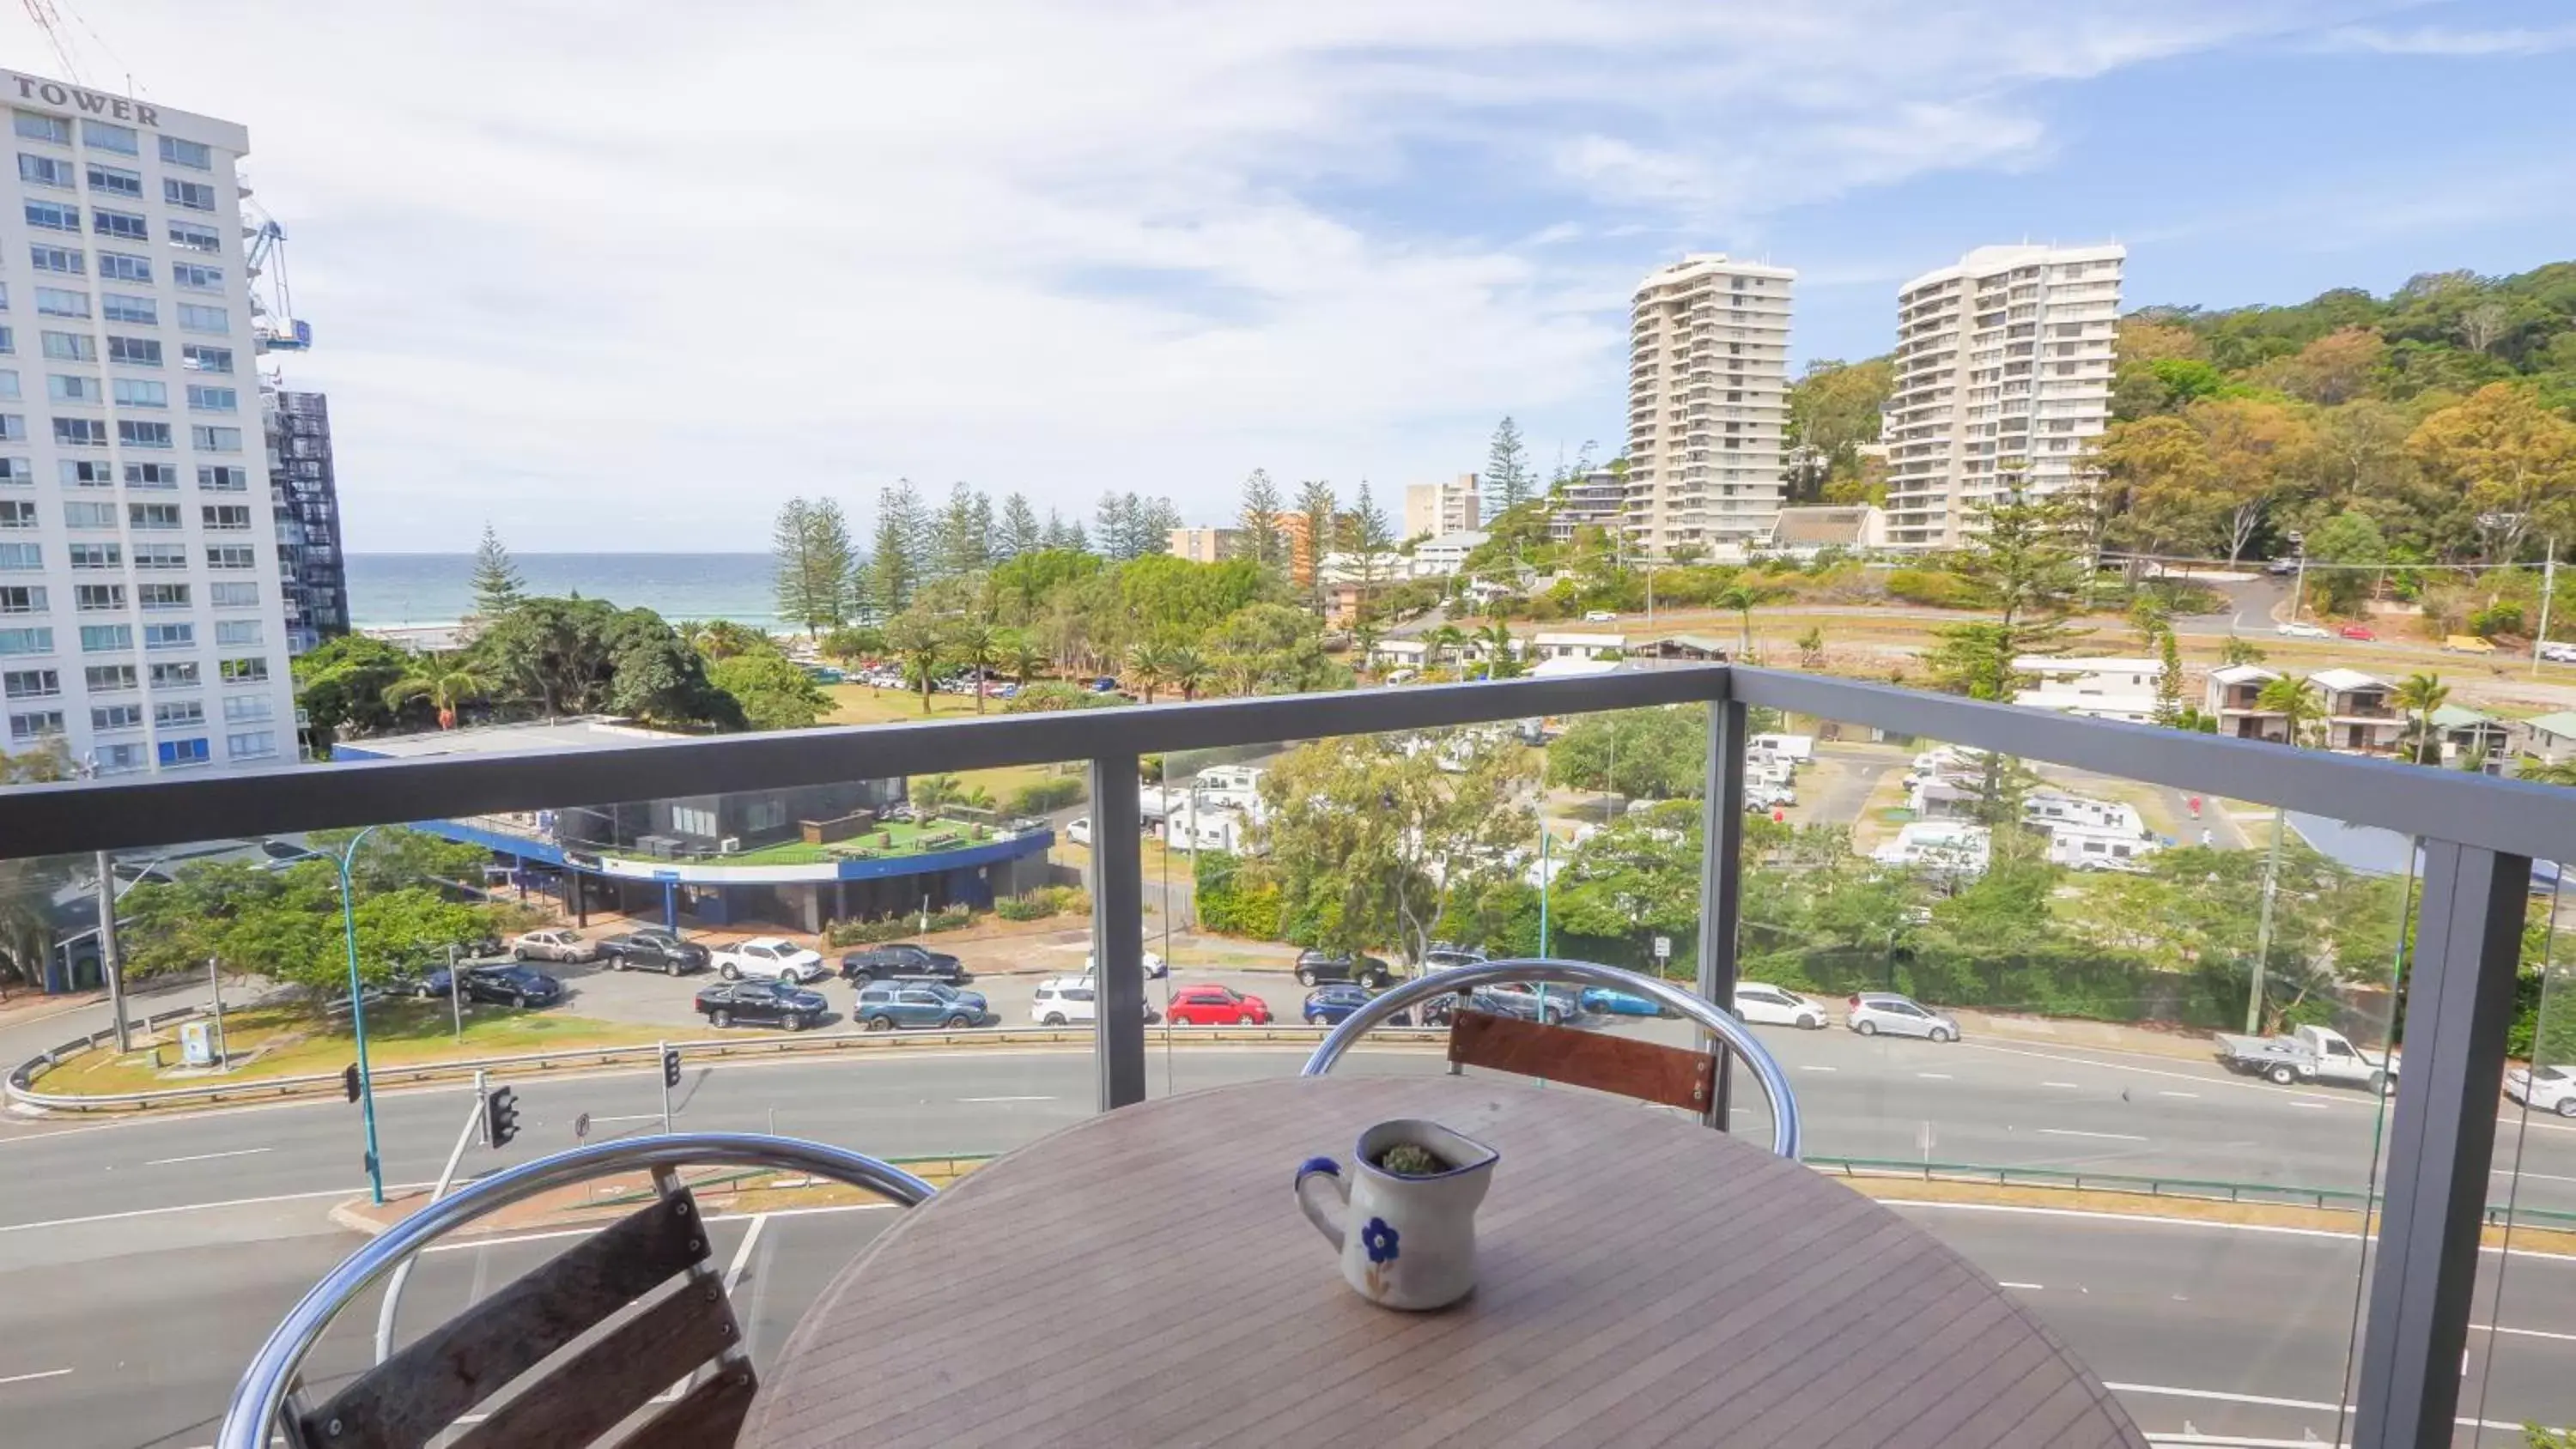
[4,664,2570,1449]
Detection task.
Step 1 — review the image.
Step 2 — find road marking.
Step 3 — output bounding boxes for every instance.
[1801,1065,1838,1073]
[2491,1167,2576,1185]
[1996,1281,2043,1290]
[957,1094,1054,1103]
[1885,1198,2576,1264]
[0,1367,72,1387]
[2101,1380,2535,1432]
[2041,1081,2081,1089]
[1916,1072,1953,1080]
[2292,1102,2330,1111]
[2157,1091,2199,1100]
[722,1213,767,1293]
[2038,1128,2148,1142]
[0,1181,437,1235]
[142,1146,270,1167]
[2488,1323,2576,1343]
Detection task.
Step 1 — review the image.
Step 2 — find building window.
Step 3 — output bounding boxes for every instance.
[0,326,14,355]
[210,581,258,608]
[79,118,137,155]
[158,136,211,170]
[0,627,53,655]
[148,661,197,688]
[0,414,21,442]
[200,504,251,530]
[162,179,216,212]
[3,668,58,698]
[9,710,64,742]
[90,208,147,240]
[205,545,256,569]
[167,221,219,253]
[53,416,107,446]
[96,250,149,282]
[191,425,240,451]
[180,344,231,373]
[65,543,115,568]
[156,701,204,727]
[143,622,192,651]
[171,263,221,292]
[15,152,74,187]
[197,464,247,491]
[85,162,141,198]
[116,420,173,449]
[13,112,68,144]
[29,244,82,275]
[0,456,24,482]
[137,583,187,609]
[111,377,165,408]
[106,336,160,366]
[223,693,272,723]
[100,292,155,325]
[33,286,89,318]
[72,584,122,610]
[176,304,227,334]
[131,543,185,569]
[23,200,78,232]
[41,330,94,361]
[125,462,178,488]
[218,656,268,684]
[185,385,235,412]
[91,703,143,731]
[215,619,261,647]
[78,623,131,652]
[0,543,38,569]
[127,502,181,529]
[156,737,210,767]
[83,663,134,691]
[94,742,145,773]
[0,584,44,612]
[226,730,276,760]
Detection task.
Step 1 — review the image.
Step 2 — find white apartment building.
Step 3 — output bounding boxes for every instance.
[1548,464,1625,543]
[0,70,298,774]
[1883,244,2123,549]
[1403,475,1479,539]
[1625,255,1795,556]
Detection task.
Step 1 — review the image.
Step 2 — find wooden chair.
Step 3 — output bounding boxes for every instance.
[218,1134,935,1449]
[1299,957,1803,1158]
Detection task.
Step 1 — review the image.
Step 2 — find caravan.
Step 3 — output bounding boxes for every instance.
[1870,822,1990,878]
[2045,826,2158,873]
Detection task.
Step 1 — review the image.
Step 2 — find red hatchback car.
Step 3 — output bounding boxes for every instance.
[1168,985,1271,1025]
[2338,624,2376,641]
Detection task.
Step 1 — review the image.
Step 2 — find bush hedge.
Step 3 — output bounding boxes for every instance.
[1005,777,1087,815]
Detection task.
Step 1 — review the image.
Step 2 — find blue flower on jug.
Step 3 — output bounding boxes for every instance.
[1361,1216,1400,1265]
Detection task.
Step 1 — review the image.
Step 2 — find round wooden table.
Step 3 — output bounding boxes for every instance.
[744,1076,2146,1449]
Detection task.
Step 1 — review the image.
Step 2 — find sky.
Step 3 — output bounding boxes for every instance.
[6,0,2572,552]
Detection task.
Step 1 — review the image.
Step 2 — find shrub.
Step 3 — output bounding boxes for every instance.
[1006,682,1109,713]
[1194,850,1282,937]
[2471,603,2525,640]
[995,885,1090,921]
[1005,776,1086,815]
[1885,569,1990,609]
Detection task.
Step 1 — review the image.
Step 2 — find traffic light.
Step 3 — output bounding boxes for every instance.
[342,1063,361,1103]
[661,1047,682,1089]
[483,1085,519,1148]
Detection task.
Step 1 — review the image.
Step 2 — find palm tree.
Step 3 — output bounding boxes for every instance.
[1710,583,1770,658]
[1425,624,1467,677]
[2254,673,2325,749]
[2519,759,2576,787]
[1164,646,1212,701]
[0,855,61,1000]
[2392,671,2450,766]
[1350,619,1383,677]
[1794,626,1826,669]
[888,615,946,714]
[1003,630,1048,690]
[1475,621,1521,680]
[946,620,1002,714]
[1126,643,1169,705]
[382,654,495,731]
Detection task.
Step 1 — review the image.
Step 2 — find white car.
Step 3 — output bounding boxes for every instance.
[2540,642,2576,664]
[1032,975,1163,1027]
[2506,1064,2576,1118]
[1846,991,1959,1042]
[713,936,829,984]
[2275,621,2330,640]
[1733,982,1829,1029]
[1583,609,1619,622]
[511,929,596,964]
[1066,816,1092,846]
[1084,949,1169,979]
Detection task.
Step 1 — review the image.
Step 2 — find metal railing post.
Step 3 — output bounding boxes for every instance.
[2351,840,2530,1449]
[1090,754,1146,1110]
[1696,689,1747,1131]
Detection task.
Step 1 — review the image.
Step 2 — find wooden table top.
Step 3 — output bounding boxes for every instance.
[744,1075,2146,1449]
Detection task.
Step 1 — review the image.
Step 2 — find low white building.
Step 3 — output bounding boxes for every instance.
[2011,656,2164,724]
[1366,638,1430,672]
[1871,821,1990,878]
[2022,791,2144,836]
[1406,530,1489,579]
[2308,669,2403,754]
[2204,664,2286,742]
[1532,632,1625,662]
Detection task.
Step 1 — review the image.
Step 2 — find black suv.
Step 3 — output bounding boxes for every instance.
[1294,949,1396,988]
[599,928,710,976]
[840,943,969,984]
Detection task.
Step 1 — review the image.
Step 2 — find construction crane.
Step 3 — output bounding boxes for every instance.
[243,199,312,354]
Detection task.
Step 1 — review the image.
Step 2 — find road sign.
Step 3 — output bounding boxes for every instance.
[1652,936,1672,961]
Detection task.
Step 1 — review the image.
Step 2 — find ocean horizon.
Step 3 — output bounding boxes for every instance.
[348,552,787,631]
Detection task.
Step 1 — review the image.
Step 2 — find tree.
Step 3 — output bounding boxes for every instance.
[998,493,1042,561]
[468,523,525,621]
[1709,582,1771,658]
[935,482,994,580]
[2154,627,2184,727]
[2190,397,2318,565]
[1924,490,2090,700]
[868,481,928,616]
[1485,417,1531,521]
[1002,628,1048,688]
[2257,674,2327,749]
[1204,603,1335,695]
[1295,479,1337,613]
[1795,626,1826,668]
[1125,642,1169,705]
[1785,358,1894,499]
[296,634,431,746]
[819,624,884,664]
[2092,415,2217,555]
[2250,327,2385,406]
[1547,706,1707,800]
[2393,671,2451,766]
[705,648,831,731]
[2406,383,2576,562]
[1164,645,1211,701]
[771,497,856,636]
[0,854,64,995]
[2300,509,2387,614]
[382,653,495,731]
[1348,481,1395,615]
[1235,470,1288,574]
[1424,624,1467,676]
[946,619,1002,713]
[885,610,946,714]
[2220,634,2269,666]
[1475,620,1521,679]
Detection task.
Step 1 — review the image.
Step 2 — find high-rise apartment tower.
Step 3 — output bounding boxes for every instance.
[1624,256,1795,556]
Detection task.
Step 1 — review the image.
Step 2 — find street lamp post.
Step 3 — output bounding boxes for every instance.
[337,824,387,1205]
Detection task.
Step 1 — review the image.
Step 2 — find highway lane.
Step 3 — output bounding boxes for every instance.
[3,1198,2571,1447]
[8,1027,2576,1235]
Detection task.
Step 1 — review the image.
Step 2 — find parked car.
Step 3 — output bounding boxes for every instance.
[598,928,708,975]
[2444,634,2499,654]
[839,943,969,984]
[2337,624,2377,641]
[696,979,830,1030]
[1583,609,1619,622]
[1302,983,1415,1027]
[2275,621,2330,640]
[1168,985,1270,1026]
[1845,992,1958,1041]
[414,963,564,1008]
[1580,985,1669,1018]
[1420,943,1489,973]
[712,936,830,983]
[1066,816,1093,846]
[2215,1022,2396,1092]
[1082,950,1168,979]
[1030,976,1162,1027]
[2540,641,2576,664]
[854,981,999,1031]
[1295,949,1396,988]
[511,929,597,964]
[2506,1064,2576,1117]
[1734,982,1830,1029]
[1479,982,1578,1025]
[1088,676,1121,694]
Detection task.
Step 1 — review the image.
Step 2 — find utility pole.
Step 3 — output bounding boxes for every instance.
[95,851,129,1053]
[447,943,464,1044]
[2534,537,2556,680]
[2248,807,2286,1034]
[2288,537,2309,623]
[207,955,226,1065]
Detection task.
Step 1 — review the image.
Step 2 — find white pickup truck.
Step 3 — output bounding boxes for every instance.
[2213,1023,2397,1094]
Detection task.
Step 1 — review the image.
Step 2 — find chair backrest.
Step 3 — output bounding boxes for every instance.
[219,1133,936,1449]
[1300,957,1802,1159]
[1445,1007,1718,1113]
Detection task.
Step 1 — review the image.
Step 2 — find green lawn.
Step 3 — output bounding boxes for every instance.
[732,817,999,864]
[825,684,993,724]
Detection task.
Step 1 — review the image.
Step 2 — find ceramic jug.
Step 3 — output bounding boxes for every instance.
[1294,1118,1498,1310]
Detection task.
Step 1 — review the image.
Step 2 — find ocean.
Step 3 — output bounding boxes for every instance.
[348,553,784,630]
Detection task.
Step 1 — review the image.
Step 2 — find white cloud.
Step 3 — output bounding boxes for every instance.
[2316,24,2576,56]
[0,1,2387,549]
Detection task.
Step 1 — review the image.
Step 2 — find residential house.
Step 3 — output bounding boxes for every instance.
[2523,710,2576,765]
[1406,530,1489,579]
[1639,634,1731,663]
[2011,656,2163,724]
[2309,669,2403,754]
[2428,704,2510,773]
[1365,638,1430,674]
[2204,664,2287,742]
[1531,632,1625,662]
[1760,505,1886,561]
